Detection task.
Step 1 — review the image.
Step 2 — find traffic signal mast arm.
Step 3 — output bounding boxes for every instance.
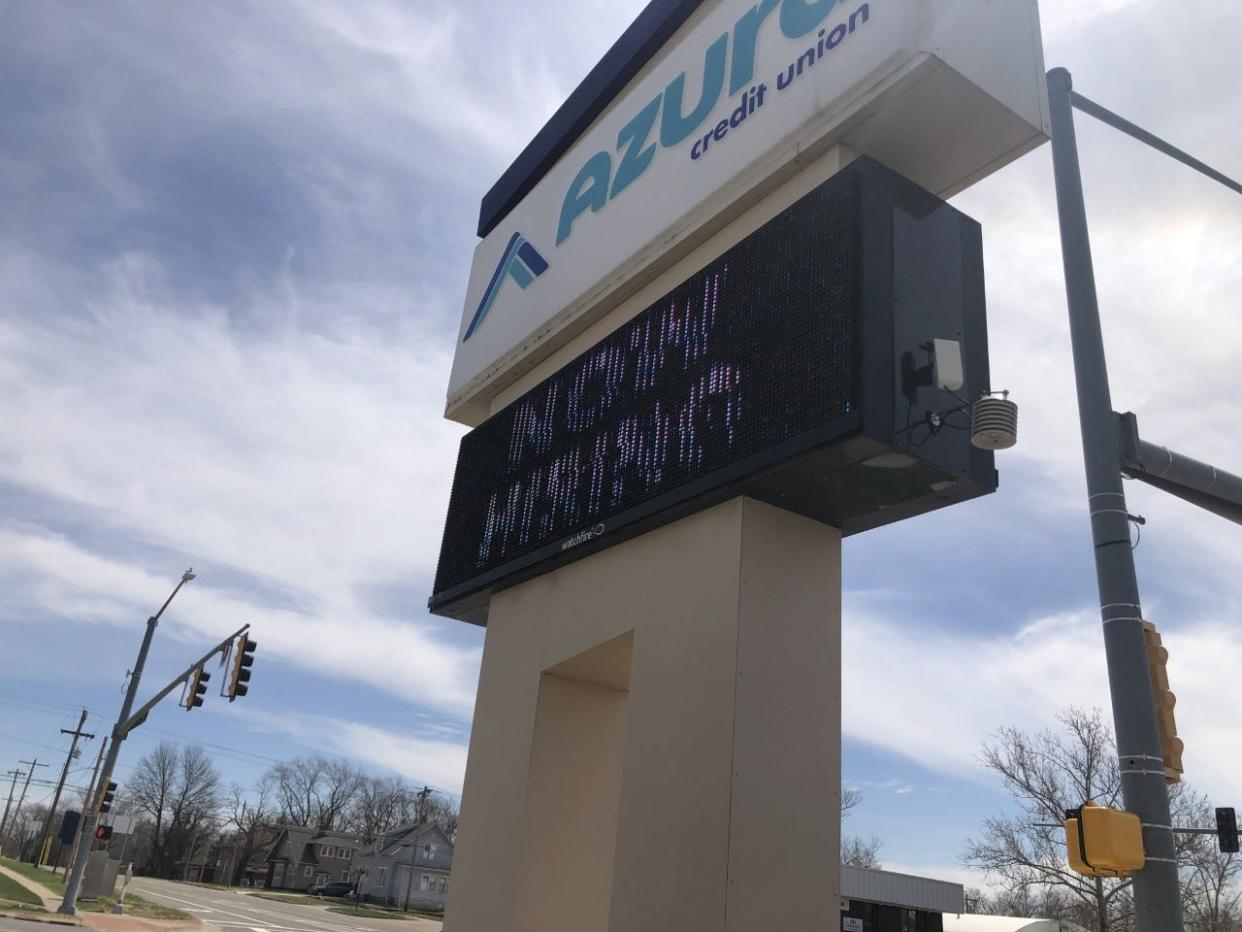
[1117,413,1242,526]
[118,623,250,738]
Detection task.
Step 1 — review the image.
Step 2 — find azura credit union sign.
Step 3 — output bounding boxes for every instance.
[446,0,1049,424]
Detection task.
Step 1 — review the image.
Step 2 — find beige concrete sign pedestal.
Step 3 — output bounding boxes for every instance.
[444,496,841,932]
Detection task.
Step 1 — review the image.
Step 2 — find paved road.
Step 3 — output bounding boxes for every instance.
[125,879,442,932]
[0,918,68,932]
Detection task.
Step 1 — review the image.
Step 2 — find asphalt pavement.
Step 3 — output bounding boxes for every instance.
[0,918,72,932]
[124,879,442,932]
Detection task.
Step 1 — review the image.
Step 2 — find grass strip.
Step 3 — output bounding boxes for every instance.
[0,858,67,894]
[0,871,44,906]
[78,892,191,920]
[328,904,444,922]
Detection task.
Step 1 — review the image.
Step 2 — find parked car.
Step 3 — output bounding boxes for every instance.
[309,881,356,898]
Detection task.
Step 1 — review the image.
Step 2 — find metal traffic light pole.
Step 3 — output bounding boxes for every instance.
[56,616,252,914]
[58,569,195,914]
[1046,66,1184,931]
[1047,66,1242,929]
[57,570,248,915]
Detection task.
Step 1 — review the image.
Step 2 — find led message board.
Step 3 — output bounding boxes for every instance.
[431,158,995,624]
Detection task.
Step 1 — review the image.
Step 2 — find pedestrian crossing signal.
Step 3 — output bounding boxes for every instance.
[1065,802,1146,878]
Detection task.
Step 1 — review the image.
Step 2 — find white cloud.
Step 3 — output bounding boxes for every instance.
[241,708,469,795]
[0,526,481,721]
[843,599,1242,804]
[0,256,465,595]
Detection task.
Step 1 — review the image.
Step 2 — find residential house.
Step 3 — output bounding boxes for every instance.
[264,826,361,892]
[354,822,453,912]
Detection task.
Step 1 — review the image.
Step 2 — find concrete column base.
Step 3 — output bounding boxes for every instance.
[445,497,841,932]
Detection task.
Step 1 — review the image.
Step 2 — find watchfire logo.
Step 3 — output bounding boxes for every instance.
[561,523,607,552]
[463,232,549,342]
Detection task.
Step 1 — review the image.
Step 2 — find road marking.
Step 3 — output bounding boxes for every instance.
[128,883,424,932]
[128,886,214,911]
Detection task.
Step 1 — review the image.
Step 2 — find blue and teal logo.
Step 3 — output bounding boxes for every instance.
[556,0,870,246]
[465,232,550,342]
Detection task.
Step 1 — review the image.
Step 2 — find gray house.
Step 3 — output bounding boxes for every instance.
[264,826,361,892]
[354,822,454,911]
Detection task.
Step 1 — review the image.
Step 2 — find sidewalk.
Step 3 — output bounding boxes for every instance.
[0,865,198,931]
[0,862,63,910]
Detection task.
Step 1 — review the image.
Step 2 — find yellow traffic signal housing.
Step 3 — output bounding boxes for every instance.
[1065,802,1145,878]
[186,666,210,711]
[1142,621,1183,783]
[227,636,257,702]
[95,780,118,817]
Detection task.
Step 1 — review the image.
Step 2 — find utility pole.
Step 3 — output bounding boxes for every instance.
[183,824,199,882]
[11,759,48,858]
[403,786,435,912]
[0,769,24,854]
[35,710,95,868]
[60,737,107,876]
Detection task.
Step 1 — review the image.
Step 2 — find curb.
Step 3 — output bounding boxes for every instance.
[0,909,80,926]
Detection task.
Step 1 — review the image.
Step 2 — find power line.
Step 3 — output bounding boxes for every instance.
[124,727,283,766]
[0,690,103,718]
[0,732,77,754]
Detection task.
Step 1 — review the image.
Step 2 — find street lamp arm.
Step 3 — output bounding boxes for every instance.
[150,569,197,625]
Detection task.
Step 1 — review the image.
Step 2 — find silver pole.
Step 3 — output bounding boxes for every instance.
[1046,67,1184,930]
[59,570,195,915]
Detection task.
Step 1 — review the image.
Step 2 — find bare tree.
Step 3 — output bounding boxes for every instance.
[1180,791,1242,932]
[347,776,412,838]
[966,885,1077,917]
[130,742,178,872]
[224,778,275,886]
[842,784,863,819]
[842,834,884,870]
[423,793,460,841]
[963,707,1239,932]
[130,742,221,877]
[269,756,362,831]
[963,708,1137,931]
[841,783,883,869]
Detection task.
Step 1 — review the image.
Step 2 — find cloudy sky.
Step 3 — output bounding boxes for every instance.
[2,0,1239,889]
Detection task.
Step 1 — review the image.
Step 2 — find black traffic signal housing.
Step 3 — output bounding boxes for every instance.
[1217,807,1239,854]
[187,666,211,711]
[228,636,257,702]
[97,781,117,816]
[95,824,114,842]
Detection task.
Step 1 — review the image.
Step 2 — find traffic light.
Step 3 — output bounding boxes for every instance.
[1217,807,1239,854]
[227,636,257,701]
[187,666,211,711]
[95,824,114,841]
[1065,802,1146,878]
[96,781,117,816]
[1142,621,1183,783]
